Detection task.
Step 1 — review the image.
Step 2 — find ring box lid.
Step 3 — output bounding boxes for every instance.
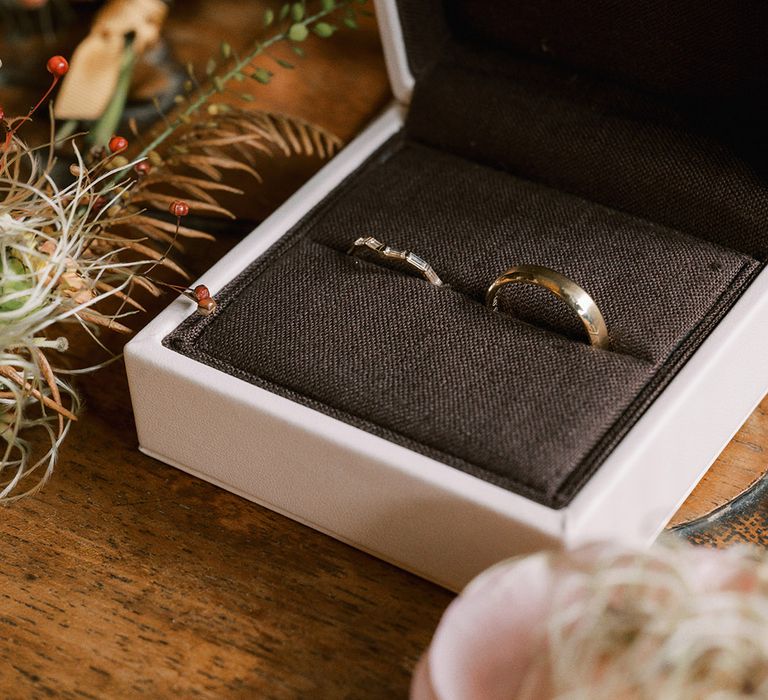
[373,0,768,263]
[376,0,768,109]
[374,0,414,103]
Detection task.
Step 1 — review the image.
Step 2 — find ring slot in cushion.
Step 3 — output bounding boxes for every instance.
[166,138,756,507]
[308,141,756,363]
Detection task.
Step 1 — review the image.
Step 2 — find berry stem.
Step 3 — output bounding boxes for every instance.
[1,56,68,173]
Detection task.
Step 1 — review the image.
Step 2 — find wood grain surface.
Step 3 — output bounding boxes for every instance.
[1,2,767,698]
[3,354,451,698]
[670,396,768,529]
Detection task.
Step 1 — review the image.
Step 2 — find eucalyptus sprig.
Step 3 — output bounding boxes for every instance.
[136,0,370,166]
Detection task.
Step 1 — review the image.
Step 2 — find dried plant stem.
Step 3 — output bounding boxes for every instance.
[136,2,351,164]
[0,366,77,422]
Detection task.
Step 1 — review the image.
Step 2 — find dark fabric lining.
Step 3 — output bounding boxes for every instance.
[406,51,768,259]
[307,143,754,362]
[399,1,768,258]
[164,1,766,508]
[441,1,768,100]
[165,137,758,507]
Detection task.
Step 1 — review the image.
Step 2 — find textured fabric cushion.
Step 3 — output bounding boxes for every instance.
[166,138,758,507]
[165,1,766,508]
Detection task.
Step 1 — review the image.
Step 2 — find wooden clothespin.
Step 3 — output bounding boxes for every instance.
[54,0,170,121]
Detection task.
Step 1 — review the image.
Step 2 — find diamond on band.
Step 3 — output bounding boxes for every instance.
[347,236,444,287]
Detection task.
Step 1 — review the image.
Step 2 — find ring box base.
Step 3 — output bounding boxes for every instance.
[125,0,768,589]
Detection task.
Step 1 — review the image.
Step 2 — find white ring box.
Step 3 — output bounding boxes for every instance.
[125,0,768,591]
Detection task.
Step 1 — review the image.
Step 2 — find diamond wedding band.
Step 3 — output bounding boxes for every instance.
[347,236,444,287]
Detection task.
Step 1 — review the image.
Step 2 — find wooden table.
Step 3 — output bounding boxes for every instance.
[2,3,766,697]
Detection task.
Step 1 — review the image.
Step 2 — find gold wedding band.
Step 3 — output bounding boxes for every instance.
[347,236,444,287]
[486,265,609,349]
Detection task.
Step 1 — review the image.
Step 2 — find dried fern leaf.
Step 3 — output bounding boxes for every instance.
[99,236,190,277]
[125,274,163,297]
[75,310,132,334]
[131,192,235,220]
[255,112,342,158]
[130,214,216,240]
[143,175,243,196]
[94,281,147,311]
[192,134,268,149]
[168,154,262,181]
[128,222,188,250]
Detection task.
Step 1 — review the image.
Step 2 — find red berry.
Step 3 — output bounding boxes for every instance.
[134,160,151,176]
[193,285,210,301]
[197,297,217,316]
[46,55,69,78]
[108,135,128,153]
[169,200,189,217]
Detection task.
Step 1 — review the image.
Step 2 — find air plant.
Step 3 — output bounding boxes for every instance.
[0,118,163,501]
[0,0,367,503]
[414,542,768,700]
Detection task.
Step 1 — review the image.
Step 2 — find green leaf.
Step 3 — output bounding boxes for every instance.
[0,258,31,312]
[206,58,217,76]
[320,0,335,9]
[291,2,304,21]
[275,58,294,69]
[233,72,246,82]
[264,8,274,26]
[291,44,306,57]
[240,92,255,102]
[288,23,309,41]
[220,41,231,58]
[207,103,231,115]
[343,16,359,29]
[313,22,335,37]
[213,76,225,92]
[251,67,273,84]
[279,3,290,20]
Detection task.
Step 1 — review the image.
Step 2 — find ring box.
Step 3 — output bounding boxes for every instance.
[125,0,768,590]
